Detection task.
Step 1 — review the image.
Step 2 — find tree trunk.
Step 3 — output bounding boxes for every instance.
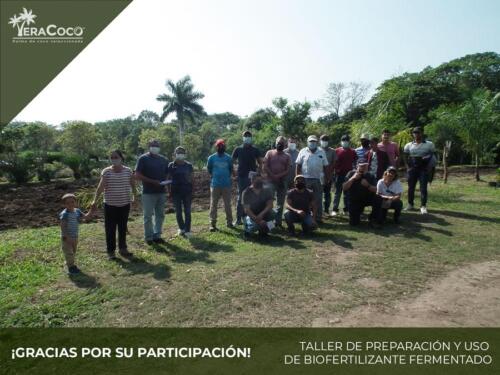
[443,146,448,184]
[178,112,184,145]
[475,153,480,181]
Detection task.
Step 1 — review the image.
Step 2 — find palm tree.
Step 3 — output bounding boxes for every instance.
[156,75,205,144]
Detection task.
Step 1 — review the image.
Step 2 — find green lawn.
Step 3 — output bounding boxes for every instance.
[1,173,499,327]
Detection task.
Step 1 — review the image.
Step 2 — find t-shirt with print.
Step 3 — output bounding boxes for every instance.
[377,179,403,197]
[60,208,83,239]
[287,188,314,215]
[295,147,328,179]
[345,170,376,203]
[242,186,273,214]
[101,166,133,207]
[167,161,193,193]
[378,141,399,167]
[232,145,262,177]
[207,153,233,188]
[264,150,291,176]
[135,153,169,194]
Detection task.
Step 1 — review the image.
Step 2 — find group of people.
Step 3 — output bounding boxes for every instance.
[58,127,435,275]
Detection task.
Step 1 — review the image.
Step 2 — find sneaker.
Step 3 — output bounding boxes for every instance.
[177,229,185,237]
[404,204,414,211]
[146,240,154,246]
[226,223,235,229]
[119,249,134,257]
[420,206,428,214]
[153,238,166,244]
[209,225,217,232]
[233,220,243,226]
[108,253,117,260]
[184,232,193,239]
[330,210,339,217]
[68,265,81,274]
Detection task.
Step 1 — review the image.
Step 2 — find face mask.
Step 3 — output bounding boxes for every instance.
[176,154,186,161]
[295,182,305,189]
[341,141,349,148]
[253,180,263,189]
[243,136,252,144]
[111,158,122,166]
[149,146,160,155]
[308,142,317,150]
[288,143,296,151]
[276,143,285,151]
[361,140,370,148]
[320,141,328,148]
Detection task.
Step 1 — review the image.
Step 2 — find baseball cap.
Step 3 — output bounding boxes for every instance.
[360,133,370,140]
[307,135,318,142]
[61,193,76,202]
[215,139,225,146]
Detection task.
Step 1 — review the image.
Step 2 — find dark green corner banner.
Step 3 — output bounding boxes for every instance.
[0,0,133,126]
[1,328,499,374]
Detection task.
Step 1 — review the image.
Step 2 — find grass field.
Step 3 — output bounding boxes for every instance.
[1,173,499,327]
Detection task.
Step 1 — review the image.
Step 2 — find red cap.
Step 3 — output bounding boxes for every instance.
[215,139,225,146]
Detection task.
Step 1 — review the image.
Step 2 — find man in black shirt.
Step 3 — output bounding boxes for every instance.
[342,163,382,226]
[232,130,263,225]
[284,175,317,235]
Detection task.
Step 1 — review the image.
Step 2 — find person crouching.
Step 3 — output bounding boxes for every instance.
[242,172,275,239]
[284,175,317,236]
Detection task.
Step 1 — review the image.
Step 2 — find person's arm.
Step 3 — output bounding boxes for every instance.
[207,157,213,176]
[295,151,303,176]
[134,170,161,186]
[256,199,273,221]
[91,175,105,208]
[360,178,377,193]
[394,144,400,166]
[60,217,70,241]
[79,208,93,222]
[342,172,359,191]
[244,205,258,222]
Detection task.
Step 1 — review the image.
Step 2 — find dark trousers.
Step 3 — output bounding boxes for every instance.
[284,210,314,233]
[236,176,251,221]
[380,199,403,222]
[407,168,429,207]
[333,174,349,212]
[173,189,192,232]
[348,195,382,226]
[104,203,130,253]
[323,180,333,213]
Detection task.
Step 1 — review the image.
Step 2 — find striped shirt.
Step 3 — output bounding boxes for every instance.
[101,166,133,207]
[60,208,82,239]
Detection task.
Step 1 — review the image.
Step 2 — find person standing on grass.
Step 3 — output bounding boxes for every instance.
[332,135,357,217]
[284,136,299,188]
[355,133,371,164]
[60,193,94,274]
[167,146,193,238]
[377,167,403,224]
[232,130,263,226]
[342,162,382,227]
[134,139,169,245]
[296,135,329,224]
[263,136,291,227]
[242,172,275,239]
[367,136,390,180]
[403,127,435,215]
[207,139,234,232]
[92,150,135,259]
[319,134,336,218]
[378,129,400,167]
[284,175,317,236]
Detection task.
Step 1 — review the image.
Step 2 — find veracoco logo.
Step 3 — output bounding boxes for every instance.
[8,7,85,43]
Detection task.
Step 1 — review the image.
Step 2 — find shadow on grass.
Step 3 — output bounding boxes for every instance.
[113,256,171,281]
[68,271,101,289]
[151,241,216,265]
[431,209,500,225]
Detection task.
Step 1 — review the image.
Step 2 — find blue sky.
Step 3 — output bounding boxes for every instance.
[14,0,500,124]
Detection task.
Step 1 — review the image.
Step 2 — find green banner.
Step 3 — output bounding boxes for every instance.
[0,0,133,127]
[1,328,499,374]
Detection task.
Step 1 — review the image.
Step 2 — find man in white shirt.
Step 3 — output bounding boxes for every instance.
[296,135,328,223]
[403,127,435,214]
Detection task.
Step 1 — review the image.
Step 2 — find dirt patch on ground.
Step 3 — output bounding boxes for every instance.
[313,260,500,327]
[0,171,222,230]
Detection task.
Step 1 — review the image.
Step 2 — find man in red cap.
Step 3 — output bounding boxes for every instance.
[207,139,234,231]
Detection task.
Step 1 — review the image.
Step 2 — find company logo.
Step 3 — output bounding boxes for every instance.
[8,7,85,44]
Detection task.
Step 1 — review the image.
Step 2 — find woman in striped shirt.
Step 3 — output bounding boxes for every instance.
[92,150,135,259]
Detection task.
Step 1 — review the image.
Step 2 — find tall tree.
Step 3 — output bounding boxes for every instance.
[156,76,205,144]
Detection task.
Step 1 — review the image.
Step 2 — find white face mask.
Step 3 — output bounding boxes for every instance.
[176,154,186,160]
[149,146,160,155]
[308,142,317,150]
[111,158,122,166]
[243,136,252,144]
[320,141,328,148]
[288,143,296,151]
[341,141,349,148]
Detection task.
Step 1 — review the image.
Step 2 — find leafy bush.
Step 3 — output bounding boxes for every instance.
[1,154,35,184]
[36,163,60,183]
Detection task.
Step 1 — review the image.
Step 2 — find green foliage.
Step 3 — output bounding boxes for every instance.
[138,125,178,160]
[59,121,102,158]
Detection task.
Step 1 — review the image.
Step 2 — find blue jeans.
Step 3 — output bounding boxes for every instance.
[244,210,276,234]
[236,176,251,222]
[333,174,349,212]
[407,168,429,207]
[172,189,192,232]
[142,193,166,241]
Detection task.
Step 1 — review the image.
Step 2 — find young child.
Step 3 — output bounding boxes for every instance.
[59,193,93,275]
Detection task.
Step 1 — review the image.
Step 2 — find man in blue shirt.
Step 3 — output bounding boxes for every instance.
[135,139,169,244]
[232,130,263,225]
[355,133,371,164]
[207,139,234,231]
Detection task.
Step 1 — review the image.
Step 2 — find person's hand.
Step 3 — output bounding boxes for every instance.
[360,179,369,188]
[297,210,305,217]
[90,200,97,209]
[352,172,362,181]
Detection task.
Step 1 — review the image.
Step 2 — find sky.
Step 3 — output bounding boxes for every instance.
[13,0,500,125]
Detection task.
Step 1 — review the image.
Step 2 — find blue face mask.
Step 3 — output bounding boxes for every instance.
[308,142,317,150]
[243,136,252,144]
